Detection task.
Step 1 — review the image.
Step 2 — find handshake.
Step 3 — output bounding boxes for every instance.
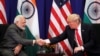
[34,39,84,54]
[35,39,49,46]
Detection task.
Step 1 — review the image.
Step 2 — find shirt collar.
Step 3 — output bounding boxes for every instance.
[77,23,81,30]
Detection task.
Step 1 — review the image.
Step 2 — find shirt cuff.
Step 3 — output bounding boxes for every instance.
[81,46,84,51]
[32,40,36,46]
[44,39,51,44]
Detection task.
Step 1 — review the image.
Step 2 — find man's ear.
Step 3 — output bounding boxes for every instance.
[16,21,19,24]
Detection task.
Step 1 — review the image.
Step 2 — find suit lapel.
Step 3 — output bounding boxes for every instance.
[81,24,86,43]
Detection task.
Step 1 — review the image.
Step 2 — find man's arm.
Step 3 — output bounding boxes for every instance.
[8,27,35,45]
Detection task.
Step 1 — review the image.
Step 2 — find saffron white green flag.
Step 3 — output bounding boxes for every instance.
[17,0,40,56]
[83,0,100,24]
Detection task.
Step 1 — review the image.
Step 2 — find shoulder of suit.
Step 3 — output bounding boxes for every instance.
[66,25,70,28]
[81,23,92,30]
[82,23,92,27]
[65,25,72,30]
[8,24,18,29]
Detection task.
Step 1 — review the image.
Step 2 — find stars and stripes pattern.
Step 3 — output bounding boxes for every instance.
[48,0,72,56]
[0,0,7,24]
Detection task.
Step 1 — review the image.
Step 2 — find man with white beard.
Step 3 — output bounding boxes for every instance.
[0,15,43,56]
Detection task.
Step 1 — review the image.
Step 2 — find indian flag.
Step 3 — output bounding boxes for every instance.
[17,0,39,56]
[83,0,100,24]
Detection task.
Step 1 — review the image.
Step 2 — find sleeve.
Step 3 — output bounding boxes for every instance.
[8,27,34,45]
[49,26,68,45]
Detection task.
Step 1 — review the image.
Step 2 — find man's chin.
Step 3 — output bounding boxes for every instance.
[20,27,25,30]
[70,27,75,29]
[22,28,25,30]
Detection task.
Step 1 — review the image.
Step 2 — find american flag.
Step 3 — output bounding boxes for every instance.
[0,0,7,24]
[48,0,72,56]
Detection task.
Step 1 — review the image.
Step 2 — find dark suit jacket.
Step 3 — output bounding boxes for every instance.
[49,23,95,55]
[87,24,100,56]
[0,24,33,49]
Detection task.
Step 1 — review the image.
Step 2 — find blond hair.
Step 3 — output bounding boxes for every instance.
[67,14,81,22]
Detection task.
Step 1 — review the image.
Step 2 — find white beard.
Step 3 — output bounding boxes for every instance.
[19,26,25,30]
[21,27,25,30]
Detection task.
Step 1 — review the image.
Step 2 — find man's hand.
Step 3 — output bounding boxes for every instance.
[35,39,46,46]
[13,44,22,55]
[74,46,84,53]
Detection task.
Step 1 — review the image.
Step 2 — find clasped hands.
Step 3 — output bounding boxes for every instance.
[35,39,84,54]
[35,39,47,46]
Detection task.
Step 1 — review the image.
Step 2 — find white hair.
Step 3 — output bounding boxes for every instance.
[14,15,24,23]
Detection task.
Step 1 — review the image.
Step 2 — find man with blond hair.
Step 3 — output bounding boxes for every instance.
[41,14,95,56]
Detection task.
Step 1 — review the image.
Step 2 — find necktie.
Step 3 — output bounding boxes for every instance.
[75,29,83,46]
[75,29,87,56]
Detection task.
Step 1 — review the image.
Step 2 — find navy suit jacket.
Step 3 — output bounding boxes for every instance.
[49,23,94,54]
